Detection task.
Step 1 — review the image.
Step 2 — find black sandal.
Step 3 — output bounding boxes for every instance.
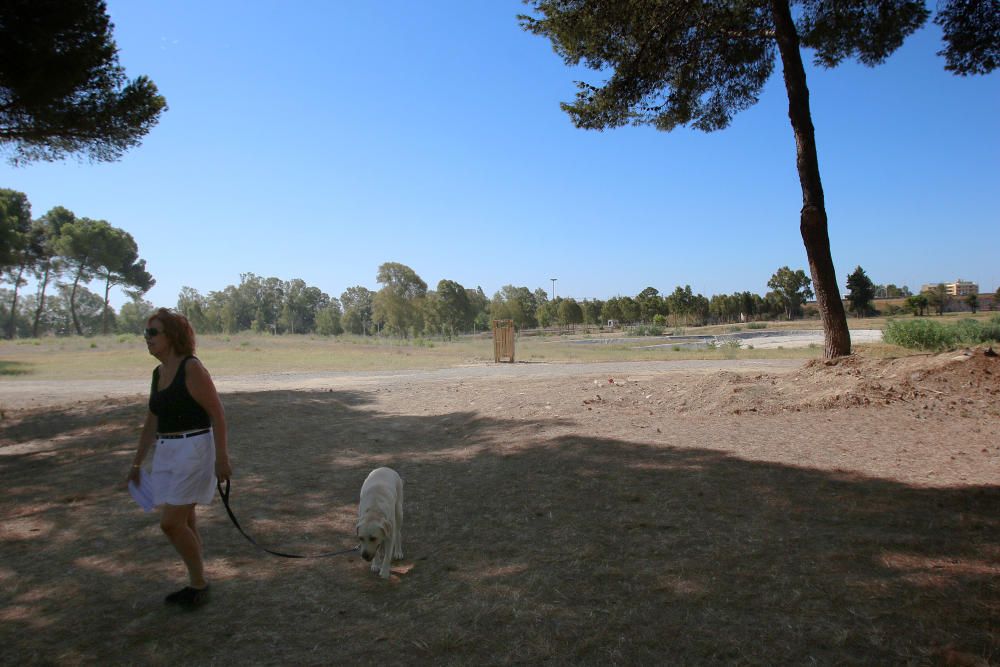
[165,584,210,608]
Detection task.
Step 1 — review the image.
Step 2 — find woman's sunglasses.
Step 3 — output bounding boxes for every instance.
[143,327,161,338]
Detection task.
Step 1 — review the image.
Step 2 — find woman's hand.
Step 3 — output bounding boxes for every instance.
[215,454,232,483]
[126,464,141,488]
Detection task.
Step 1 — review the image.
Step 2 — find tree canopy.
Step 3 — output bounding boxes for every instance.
[768,266,814,320]
[933,0,1000,75]
[374,262,428,336]
[557,298,584,326]
[0,0,167,164]
[29,207,69,336]
[1,188,33,337]
[845,265,876,317]
[925,283,950,316]
[91,226,155,333]
[55,215,113,335]
[0,188,31,269]
[907,293,930,316]
[340,286,375,335]
[436,279,472,336]
[491,285,539,330]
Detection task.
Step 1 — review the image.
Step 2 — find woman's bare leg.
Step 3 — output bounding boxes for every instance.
[160,504,206,588]
[187,508,203,557]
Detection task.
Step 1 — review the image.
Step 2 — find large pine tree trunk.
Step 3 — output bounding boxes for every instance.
[769,0,851,358]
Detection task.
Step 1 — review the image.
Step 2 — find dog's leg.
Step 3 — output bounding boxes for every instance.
[378,533,393,579]
[371,544,382,574]
[393,482,404,559]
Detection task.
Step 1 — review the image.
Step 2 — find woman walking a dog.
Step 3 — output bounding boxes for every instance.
[126,308,231,609]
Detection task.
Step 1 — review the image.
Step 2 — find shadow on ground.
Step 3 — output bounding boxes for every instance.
[1,390,996,665]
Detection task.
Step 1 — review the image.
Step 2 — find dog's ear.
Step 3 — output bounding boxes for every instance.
[380,518,392,539]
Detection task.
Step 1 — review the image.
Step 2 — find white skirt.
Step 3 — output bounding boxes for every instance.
[151,430,217,507]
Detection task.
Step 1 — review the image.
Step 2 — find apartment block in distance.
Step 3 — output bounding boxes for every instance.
[920,279,979,296]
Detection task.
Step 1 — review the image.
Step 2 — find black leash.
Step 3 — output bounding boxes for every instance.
[217,480,359,559]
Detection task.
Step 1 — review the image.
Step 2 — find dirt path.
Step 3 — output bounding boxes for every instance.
[0,358,803,410]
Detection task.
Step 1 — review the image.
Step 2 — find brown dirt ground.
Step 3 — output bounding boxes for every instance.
[1,348,998,665]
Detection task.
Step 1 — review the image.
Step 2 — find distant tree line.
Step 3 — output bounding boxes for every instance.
[0,255,874,340]
[5,241,992,340]
[158,267,821,338]
[3,189,992,339]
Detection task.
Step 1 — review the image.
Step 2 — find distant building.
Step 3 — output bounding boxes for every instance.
[920,279,979,296]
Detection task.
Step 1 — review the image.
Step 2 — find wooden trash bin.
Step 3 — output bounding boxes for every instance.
[492,319,515,363]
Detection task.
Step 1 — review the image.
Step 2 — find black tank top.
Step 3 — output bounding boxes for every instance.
[149,356,211,433]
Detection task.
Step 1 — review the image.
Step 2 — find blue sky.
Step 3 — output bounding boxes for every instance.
[4,1,998,310]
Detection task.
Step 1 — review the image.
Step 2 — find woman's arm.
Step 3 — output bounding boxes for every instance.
[128,411,158,485]
[186,358,231,482]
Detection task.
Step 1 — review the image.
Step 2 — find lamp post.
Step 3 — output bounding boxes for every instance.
[550,278,557,301]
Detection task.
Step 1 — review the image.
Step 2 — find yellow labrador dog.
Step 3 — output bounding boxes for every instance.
[356,467,403,579]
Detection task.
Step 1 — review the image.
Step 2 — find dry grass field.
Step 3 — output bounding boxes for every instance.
[0,328,825,381]
[1,332,998,665]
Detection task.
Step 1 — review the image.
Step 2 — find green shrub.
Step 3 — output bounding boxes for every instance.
[746,322,767,330]
[982,315,1000,342]
[953,319,984,346]
[884,316,1000,350]
[0,361,31,376]
[880,303,905,316]
[633,325,664,337]
[883,319,957,350]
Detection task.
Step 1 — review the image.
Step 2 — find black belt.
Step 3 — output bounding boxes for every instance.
[159,428,211,440]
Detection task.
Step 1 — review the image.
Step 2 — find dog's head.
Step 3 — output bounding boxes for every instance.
[356,516,390,561]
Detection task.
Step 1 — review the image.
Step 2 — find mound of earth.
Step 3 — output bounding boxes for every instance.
[672,346,999,417]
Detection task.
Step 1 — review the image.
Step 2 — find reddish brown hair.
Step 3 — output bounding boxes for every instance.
[147,308,196,356]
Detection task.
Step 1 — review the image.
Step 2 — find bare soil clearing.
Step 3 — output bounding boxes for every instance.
[0,358,803,411]
[1,349,998,665]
